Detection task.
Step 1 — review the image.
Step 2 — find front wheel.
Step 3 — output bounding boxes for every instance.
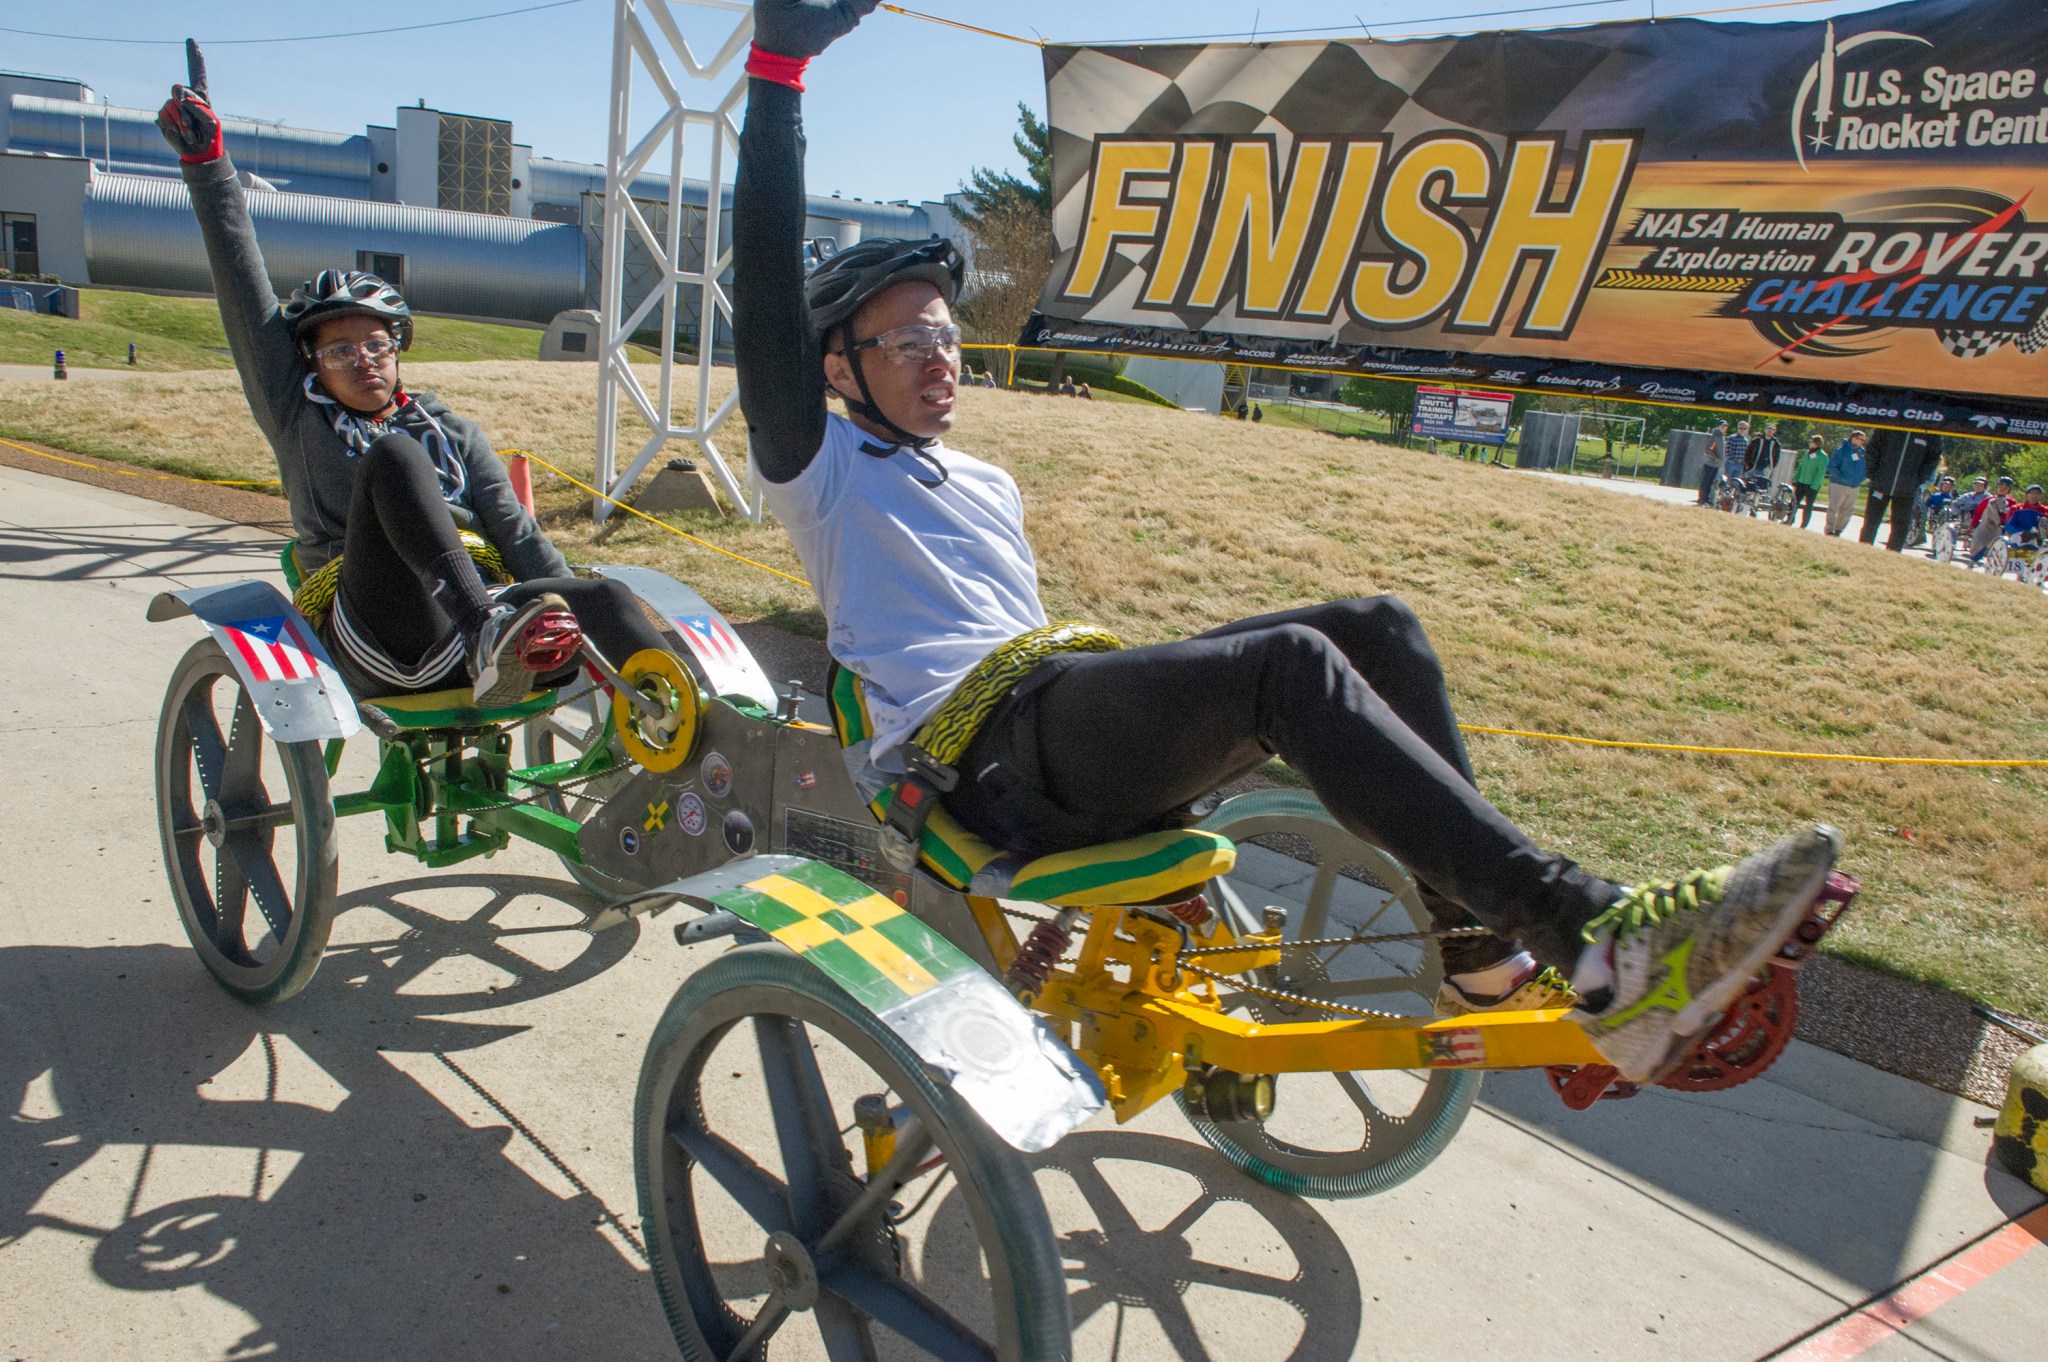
[1180,790,1479,1199]
[155,637,337,1004]
[635,945,1071,1360]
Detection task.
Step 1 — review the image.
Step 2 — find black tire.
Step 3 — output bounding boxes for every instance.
[635,945,1072,1361]
[155,637,337,1005]
[1181,791,1478,1199]
[520,668,637,896]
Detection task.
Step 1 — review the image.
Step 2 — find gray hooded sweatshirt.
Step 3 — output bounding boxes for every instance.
[179,153,567,581]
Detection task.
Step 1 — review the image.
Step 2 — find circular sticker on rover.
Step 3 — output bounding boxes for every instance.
[945,1007,1023,1076]
[700,751,733,799]
[618,826,640,856]
[677,793,709,837]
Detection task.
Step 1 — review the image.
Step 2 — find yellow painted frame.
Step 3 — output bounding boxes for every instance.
[963,896,1604,1123]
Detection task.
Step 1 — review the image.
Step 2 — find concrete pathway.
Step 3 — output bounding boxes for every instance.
[2,462,2041,1361]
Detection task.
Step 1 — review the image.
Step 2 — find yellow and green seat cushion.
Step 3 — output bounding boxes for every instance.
[359,686,558,731]
[830,663,1235,906]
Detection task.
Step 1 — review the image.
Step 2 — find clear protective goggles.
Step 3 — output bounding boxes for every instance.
[851,323,963,367]
[310,335,400,369]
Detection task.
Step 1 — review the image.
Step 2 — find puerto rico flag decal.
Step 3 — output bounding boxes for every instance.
[222,614,321,683]
[1423,1027,1487,1068]
[676,613,745,669]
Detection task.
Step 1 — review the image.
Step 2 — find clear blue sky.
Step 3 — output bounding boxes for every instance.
[5,0,1887,204]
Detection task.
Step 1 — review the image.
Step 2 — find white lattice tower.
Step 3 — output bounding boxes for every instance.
[594,0,759,522]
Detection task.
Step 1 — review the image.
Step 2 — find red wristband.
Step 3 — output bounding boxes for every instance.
[746,43,809,92]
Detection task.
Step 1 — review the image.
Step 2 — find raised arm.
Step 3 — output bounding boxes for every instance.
[158,81,306,447]
[733,0,878,484]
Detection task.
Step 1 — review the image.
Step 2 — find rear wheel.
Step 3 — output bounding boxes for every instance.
[635,945,1071,1360]
[155,638,336,1005]
[1181,790,1478,1199]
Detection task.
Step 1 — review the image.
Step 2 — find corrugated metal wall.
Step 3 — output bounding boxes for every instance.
[10,96,371,197]
[85,173,583,324]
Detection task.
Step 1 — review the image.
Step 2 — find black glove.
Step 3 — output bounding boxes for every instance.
[157,84,223,163]
[752,0,881,59]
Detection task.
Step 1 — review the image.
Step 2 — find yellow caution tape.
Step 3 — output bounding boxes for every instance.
[1459,725,2048,769]
[0,434,281,488]
[514,450,814,589]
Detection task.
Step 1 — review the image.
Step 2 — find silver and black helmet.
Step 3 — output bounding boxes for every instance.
[804,236,963,338]
[282,269,413,352]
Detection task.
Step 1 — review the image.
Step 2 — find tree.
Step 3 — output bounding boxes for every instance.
[953,105,1054,385]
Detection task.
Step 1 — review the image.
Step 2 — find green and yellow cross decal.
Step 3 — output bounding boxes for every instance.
[646,800,670,832]
[708,860,975,1015]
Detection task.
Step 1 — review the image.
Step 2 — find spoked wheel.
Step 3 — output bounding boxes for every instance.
[1182,790,1478,1199]
[635,944,1071,1361]
[155,637,337,1005]
[520,666,637,896]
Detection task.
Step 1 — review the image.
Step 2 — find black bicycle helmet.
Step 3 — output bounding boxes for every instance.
[805,236,963,333]
[805,236,965,448]
[282,269,413,353]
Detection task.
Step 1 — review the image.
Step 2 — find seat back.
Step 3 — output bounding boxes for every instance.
[826,664,1233,906]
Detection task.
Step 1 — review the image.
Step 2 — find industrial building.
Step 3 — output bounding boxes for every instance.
[0,70,956,335]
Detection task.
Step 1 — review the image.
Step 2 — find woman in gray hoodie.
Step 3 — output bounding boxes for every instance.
[157,78,665,706]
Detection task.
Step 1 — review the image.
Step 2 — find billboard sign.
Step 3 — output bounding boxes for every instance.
[1411,386,1513,445]
[1025,0,2048,435]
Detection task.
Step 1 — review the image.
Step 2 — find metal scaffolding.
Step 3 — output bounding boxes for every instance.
[593,0,758,521]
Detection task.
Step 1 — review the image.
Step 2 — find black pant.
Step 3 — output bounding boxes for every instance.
[1793,483,1819,527]
[1697,460,1721,506]
[332,433,666,691]
[1860,488,1907,549]
[945,597,1615,970]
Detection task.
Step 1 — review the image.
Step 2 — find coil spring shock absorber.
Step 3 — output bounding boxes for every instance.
[1005,910,1076,999]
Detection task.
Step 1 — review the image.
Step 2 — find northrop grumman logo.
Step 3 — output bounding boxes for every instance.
[1792,20,2045,171]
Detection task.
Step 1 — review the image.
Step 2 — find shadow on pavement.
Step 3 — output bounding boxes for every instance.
[1479,1063,2043,1298]
[917,1129,1362,1362]
[0,521,283,586]
[1,874,668,1360]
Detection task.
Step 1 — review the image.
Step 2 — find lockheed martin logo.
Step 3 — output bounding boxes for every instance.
[1969,414,2008,431]
[1790,20,1932,170]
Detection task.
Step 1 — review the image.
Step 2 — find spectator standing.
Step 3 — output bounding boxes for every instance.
[1968,475,2019,562]
[1751,422,1787,492]
[1860,429,1944,551]
[1791,435,1826,528]
[1696,421,1727,506]
[1823,430,1868,536]
[1722,420,1753,492]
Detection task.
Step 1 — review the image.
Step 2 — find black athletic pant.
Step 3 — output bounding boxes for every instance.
[1859,488,1909,549]
[1793,483,1819,528]
[945,597,1617,970]
[333,433,667,691]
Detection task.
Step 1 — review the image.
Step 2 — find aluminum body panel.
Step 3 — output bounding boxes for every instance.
[148,582,360,743]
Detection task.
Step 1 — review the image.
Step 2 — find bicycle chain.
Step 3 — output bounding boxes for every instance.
[996,903,1494,1022]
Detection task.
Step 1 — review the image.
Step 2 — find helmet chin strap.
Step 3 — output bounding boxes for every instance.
[840,324,936,451]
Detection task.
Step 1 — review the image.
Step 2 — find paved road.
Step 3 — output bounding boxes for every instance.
[2,461,2041,1361]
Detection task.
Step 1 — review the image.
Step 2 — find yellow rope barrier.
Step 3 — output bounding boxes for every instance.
[878,3,1040,46]
[515,450,815,589]
[0,434,282,488]
[1458,725,2048,769]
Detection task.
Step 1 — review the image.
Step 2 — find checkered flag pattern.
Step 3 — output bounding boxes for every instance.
[1937,329,2009,360]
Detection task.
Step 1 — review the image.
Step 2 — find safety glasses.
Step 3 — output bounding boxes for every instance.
[851,323,962,366]
[310,335,400,369]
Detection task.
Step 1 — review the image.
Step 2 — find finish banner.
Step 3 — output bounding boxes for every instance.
[1024,0,2048,435]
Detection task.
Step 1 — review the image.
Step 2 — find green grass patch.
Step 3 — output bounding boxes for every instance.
[0,288,550,370]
